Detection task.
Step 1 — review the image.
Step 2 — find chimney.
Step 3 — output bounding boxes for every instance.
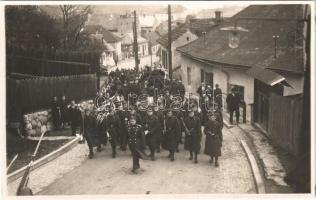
[215,11,222,24]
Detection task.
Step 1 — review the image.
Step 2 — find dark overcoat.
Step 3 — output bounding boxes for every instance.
[143,114,159,147]
[154,110,164,144]
[106,113,121,145]
[127,124,146,159]
[204,119,223,157]
[184,115,202,152]
[162,115,180,151]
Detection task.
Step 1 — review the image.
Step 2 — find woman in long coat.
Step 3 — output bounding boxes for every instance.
[183,109,202,163]
[204,113,223,167]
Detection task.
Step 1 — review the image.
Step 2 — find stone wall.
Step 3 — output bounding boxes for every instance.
[23,100,94,137]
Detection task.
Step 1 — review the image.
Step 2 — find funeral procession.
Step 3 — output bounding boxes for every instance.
[4,1,312,196]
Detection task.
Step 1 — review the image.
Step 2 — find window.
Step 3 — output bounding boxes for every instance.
[187,67,192,85]
[187,36,190,41]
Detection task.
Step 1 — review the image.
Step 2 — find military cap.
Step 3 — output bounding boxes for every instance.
[147,107,153,112]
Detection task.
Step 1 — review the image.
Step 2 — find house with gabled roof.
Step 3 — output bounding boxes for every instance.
[142,31,161,57]
[84,25,123,61]
[157,24,198,80]
[176,4,307,137]
[121,33,149,59]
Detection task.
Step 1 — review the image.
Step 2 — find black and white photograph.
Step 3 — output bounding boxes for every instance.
[2,0,314,197]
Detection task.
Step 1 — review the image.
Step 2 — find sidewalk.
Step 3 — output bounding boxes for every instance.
[222,113,294,193]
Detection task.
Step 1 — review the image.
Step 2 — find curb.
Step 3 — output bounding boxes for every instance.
[240,140,266,194]
[7,137,80,183]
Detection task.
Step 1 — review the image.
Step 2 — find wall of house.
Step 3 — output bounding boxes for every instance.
[180,55,254,121]
[160,30,198,76]
[151,44,160,56]
[109,41,122,60]
[172,30,198,69]
[138,42,149,57]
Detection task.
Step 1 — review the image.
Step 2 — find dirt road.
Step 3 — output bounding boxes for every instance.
[36,126,256,195]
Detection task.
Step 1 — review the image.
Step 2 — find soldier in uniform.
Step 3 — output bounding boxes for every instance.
[83,109,96,159]
[153,104,164,153]
[162,109,180,161]
[204,112,223,167]
[127,115,146,174]
[96,110,108,152]
[184,109,202,163]
[143,107,159,161]
[173,109,184,152]
[128,106,143,126]
[106,108,121,158]
[116,104,128,151]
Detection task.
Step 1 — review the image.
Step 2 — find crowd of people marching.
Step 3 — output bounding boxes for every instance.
[51,66,233,174]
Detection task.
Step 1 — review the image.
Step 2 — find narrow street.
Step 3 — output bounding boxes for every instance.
[108,55,160,72]
[34,126,256,195]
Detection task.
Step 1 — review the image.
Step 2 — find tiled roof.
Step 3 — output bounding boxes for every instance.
[177,5,305,74]
[121,33,148,45]
[155,20,184,36]
[156,24,190,47]
[142,31,161,46]
[84,25,121,43]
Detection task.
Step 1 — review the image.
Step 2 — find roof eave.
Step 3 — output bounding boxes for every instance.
[178,50,304,76]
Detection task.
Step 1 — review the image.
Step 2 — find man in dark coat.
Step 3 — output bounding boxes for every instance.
[173,109,184,151]
[116,105,128,151]
[83,109,96,159]
[204,113,223,167]
[226,88,241,124]
[51,96,61,129]
[106,109,121,158]
[68,101,82,136]
[59,95,68,128]
[96,111,108,152]
[153,104,164,153]
[197,82,206,98]
[184,109,202,163]
[214,84,223,108]
[143,107,159,161]
[163,90,172,108]
[162,109,180,161]
[178,80,185,100]
[127,115,146,174]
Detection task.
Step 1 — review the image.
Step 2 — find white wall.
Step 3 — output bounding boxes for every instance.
[172,30,198,69]
[180,55,254,121]
[109,41,122,60]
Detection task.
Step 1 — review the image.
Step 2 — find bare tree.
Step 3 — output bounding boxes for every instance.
[59,5,91,50]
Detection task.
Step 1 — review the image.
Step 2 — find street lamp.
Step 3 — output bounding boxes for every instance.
[272,35,280,58]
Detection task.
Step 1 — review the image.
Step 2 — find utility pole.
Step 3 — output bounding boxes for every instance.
[133,10,139,72]
[168,5,172,80]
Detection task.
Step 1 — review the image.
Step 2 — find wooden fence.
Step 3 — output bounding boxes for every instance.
[7,74,97,121]
[7,56,94,76]
[268,93,303,156]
